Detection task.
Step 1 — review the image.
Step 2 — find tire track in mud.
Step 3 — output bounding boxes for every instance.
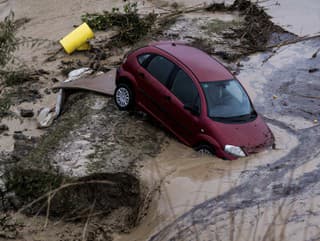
[149,123,320,241]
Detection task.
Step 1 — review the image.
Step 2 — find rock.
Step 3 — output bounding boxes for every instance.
[13,131,26,140]
[37,69,50,75]
[52,88,60,93]
[0,124,9,134]
[20,109,34,118]
[12,132,38,161]
[44,88,51,95]
[51,77,60,83]
[309,68,319,73]
[37,107,56,128]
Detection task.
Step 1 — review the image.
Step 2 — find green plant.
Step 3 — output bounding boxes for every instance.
[0,92,12,118]
[81,2,156,45]
[0,12,16,67]
[0,68,38,86]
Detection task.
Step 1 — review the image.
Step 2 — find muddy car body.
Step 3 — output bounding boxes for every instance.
[114,42,274,160]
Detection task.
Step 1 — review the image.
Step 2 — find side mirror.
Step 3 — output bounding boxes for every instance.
[184,104,200,116]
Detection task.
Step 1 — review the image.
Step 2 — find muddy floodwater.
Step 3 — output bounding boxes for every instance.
[115,37,320,241]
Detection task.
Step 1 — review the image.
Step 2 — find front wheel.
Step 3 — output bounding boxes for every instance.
[195,144,215,156]
[114,83,134,111]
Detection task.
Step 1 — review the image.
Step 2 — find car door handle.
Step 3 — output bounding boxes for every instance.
[164,95,171,101]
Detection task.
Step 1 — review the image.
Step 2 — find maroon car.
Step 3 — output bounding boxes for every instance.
[114,42,274,160]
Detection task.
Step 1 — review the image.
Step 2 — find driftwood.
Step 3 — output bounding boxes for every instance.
[266,34,320,50]
[312,48,320,58]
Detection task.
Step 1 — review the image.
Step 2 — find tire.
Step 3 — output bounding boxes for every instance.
[114,83,134,111]
[195,144,215,156]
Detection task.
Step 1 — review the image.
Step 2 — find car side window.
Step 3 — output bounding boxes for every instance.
[137,54,151,66]
[171,69,199,108]
[146,55,175,86]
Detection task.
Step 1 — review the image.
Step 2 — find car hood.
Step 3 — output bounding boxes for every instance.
[208,115,274,154]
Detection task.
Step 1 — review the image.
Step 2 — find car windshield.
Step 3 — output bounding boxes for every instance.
[201,80,256,122]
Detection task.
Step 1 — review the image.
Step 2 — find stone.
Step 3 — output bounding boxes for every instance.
[20,109,34,118]
[0,124,9,134]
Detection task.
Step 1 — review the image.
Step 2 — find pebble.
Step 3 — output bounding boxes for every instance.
[0,124,9,134]
[51,77,60,83]
[20,109,34,118]
[44,88,51,95]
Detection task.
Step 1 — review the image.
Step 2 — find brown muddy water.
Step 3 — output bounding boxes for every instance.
[138,38,320,241]
[115,124,298,241]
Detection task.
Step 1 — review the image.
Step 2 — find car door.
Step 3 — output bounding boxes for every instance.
[135,54,176,124]
[164,68,202,145]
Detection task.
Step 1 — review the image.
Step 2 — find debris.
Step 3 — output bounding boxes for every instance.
[20,109,34,118]
[60,22,94,54]
[0,13,16,67]
[37,67,105,128]
[54,68,116,96]
[12,133,38,161]
[294,94,320,100]
[44,88,51,95]
[67,67,92,81]
[37,107,56,128]
[314,119,318,124]
[266,34,320,50]
[0,124,9,134]
[205,3,227,11]
[51,77,60,83]
[273,95,278,99]
[13,131,25,140]
[308,68,319,73]
[312,48,320,58]
[81,2,156,46]
[0,213,20,239]
[1,68,39,87]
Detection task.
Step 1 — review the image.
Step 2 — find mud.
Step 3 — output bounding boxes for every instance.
[4,169,140,220]
[259,0,320,36]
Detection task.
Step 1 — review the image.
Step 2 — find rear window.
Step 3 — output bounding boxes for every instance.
[171,69,198,106]
[137,54,151,66]
[146,55,175,86]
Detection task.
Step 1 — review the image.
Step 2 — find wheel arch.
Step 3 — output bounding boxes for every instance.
[116,71,137,88]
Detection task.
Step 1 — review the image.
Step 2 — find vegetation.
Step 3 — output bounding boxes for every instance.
[0,13,40,118]
[5,168,65,207]
[81,2,156,46]
[203,19,242,34]
[0,92,12,118]
[0,13,16,67]
[0,68,38,87]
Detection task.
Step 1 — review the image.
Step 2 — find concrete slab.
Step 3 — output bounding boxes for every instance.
[54,68,116,96]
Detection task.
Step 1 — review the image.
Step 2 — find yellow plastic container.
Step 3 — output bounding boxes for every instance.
[76,42,91,51]
[60,23,94,54]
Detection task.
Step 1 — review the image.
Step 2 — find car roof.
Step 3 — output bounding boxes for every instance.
[150,42,234,82]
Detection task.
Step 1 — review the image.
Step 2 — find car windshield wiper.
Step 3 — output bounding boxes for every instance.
[212,111,257,122]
